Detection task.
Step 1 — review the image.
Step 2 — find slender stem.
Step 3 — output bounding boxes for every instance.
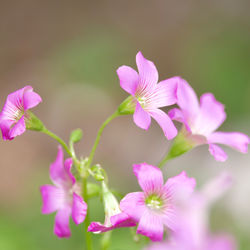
[82,177,93,250]
[42,128,72,157]
[87,111,119,168]
[158,154,170,168]
[42,128,81,167]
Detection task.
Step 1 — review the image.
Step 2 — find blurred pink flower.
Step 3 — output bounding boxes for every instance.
[40,146,87,238]
[120,163,195,241]
[88,182,136,233]
[169,80,249,161]
[146,172,236,250]
[0,86,42,140]
[117,51,178,140]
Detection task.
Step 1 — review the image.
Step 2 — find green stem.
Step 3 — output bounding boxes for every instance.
[42,128,72,157]
[87,111,119,168]
[42,128,80,167]
[158,154,170,168]
[82,178,93,250]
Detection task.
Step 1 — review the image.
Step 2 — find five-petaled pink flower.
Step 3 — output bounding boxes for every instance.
[169,79,249,161]
[40,146,87,238]
[0,86,42,140]
[88,182,136,233]
[146,172,236,250]
[117,51,178,140]
[120,163,196,241]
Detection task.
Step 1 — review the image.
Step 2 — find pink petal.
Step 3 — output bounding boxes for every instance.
[88,222,109,233]
[117,66,139,95]
[192,93,226,136]
[64,158,76,184]
[50,146,74,187]
[208,132,249,153]
[149,109,177,140]
[168,108,191,132]
[54,205,72,238]
[23,89,42,110]
[9,115,26,138]
[0,119,15,140]
[207,235,236,250]
[201,172,232,207]
[176,79,199,119]
[110,212,137,228]
[133,163,164,193]
[7,86,32,108]
[40,185,65,214]
[162,206,178,232]
[136,51,158,94]
[72,193,87,225]
[148,77,178,108]
[120,192,146,222]
[164,171,196,201]
[88,213,136,233]
[133,102,151,130]
[208,144,228,162]
[137,209,164,241]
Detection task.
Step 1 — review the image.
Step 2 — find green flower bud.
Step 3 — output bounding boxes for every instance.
[70,128,83,143]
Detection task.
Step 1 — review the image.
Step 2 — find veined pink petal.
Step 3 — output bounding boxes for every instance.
[0,120,15,140]
[72,193,87,225]
[149,109,177,140]
[50,146,74,187]
[208,131,249,153]
[23,89,42,110]
[208,144,228,162]
[133,102,151,130]
[162,206,178,232]
[176,79,199,119]
[133,163,164,193]
[7,86,32,108]
[117,66,139,95]
[40,185,65,214]
[54,205,72,238]
[9,115,26,138]
[136,51,158,94]
[192,93,226,136]
[120,192,146,222]
[137,209,164,241]
[164,171,196,201]
[148,77,178,108]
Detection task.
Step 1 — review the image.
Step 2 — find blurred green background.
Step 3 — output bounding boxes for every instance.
[0,1,249,249]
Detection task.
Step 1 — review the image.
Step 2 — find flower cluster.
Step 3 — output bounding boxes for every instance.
[0,51,249,250]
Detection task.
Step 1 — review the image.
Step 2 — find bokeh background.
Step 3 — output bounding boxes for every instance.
[0,1,249,249]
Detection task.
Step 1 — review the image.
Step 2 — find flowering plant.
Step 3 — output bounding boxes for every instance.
[1,52,249,250]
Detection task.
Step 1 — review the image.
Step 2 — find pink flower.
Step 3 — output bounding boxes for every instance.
[120,163,196,241]
[146,172,236,250]
[40,146,87,238]
[169,79,249,161]
[117,52,178,140]
[0,86,42,140]
[88,182,136,233]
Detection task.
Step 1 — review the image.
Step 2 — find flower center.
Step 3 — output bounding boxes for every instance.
[137,96,147,108]
[145,194,163,211]
[13,108,24,121]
